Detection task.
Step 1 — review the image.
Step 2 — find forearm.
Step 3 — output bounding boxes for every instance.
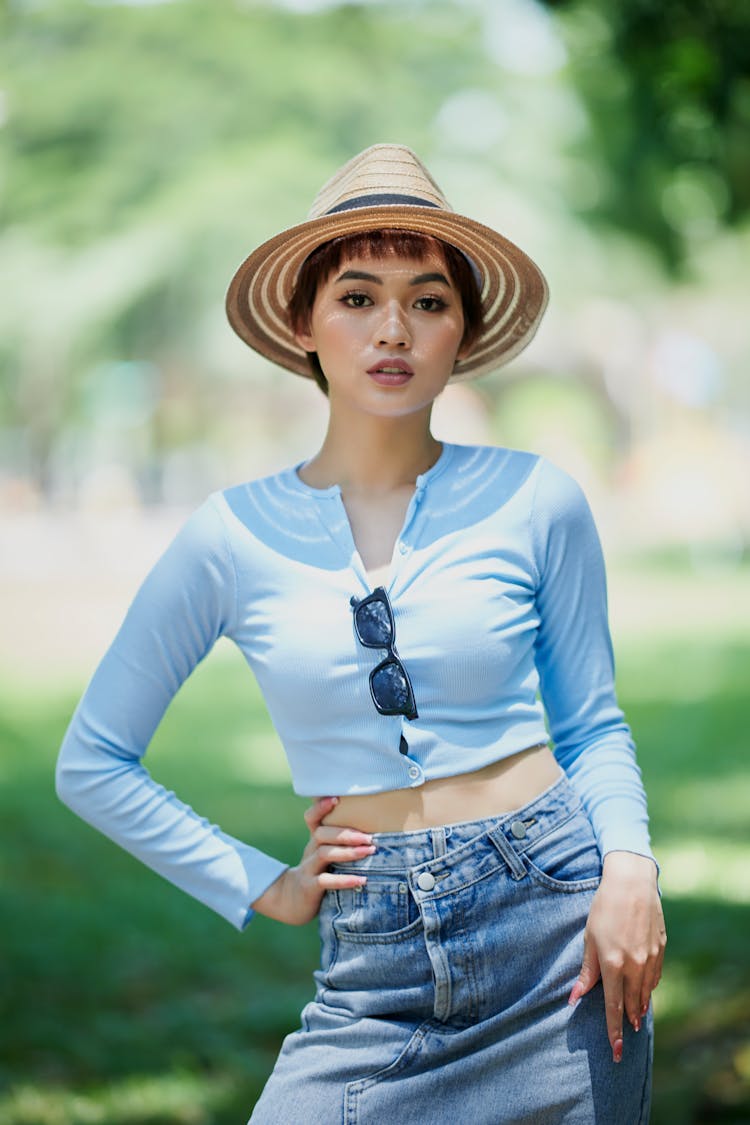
[56,727,289,930]
[556,731,655,862]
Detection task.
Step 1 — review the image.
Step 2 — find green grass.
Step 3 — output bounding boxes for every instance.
[1,622,748,1124]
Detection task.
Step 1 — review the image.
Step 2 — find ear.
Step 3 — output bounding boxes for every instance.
[456,336,474,363]
[293,324,316,353]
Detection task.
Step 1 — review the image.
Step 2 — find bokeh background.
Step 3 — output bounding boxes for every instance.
[1,1,748,1122]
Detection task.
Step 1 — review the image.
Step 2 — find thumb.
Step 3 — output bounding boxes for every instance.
[568,941,601,1007]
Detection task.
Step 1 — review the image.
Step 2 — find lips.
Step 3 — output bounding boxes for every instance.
[367,359,414,375]
[366,359,414,386]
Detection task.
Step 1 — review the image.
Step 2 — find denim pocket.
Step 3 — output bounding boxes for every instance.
[330,872,422,942]
[316,872,427,1007]
[519,810,602,892]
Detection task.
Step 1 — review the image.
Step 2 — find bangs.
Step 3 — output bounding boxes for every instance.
[300,229,460,279]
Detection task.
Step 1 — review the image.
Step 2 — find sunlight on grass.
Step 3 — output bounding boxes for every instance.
[0,1071,235,1125]
[659,840,750,904]
[658,773,750,832]
[616,637,745,704]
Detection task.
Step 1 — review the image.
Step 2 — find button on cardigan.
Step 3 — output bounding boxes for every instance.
[56,443,654,930]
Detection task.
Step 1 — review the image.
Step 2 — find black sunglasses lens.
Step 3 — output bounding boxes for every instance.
[371,660,414,714]
[355,598,393,647]
[353,588,418,720]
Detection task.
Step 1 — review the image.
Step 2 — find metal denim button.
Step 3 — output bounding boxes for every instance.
[510,819,527,840]
[416,871,436,891]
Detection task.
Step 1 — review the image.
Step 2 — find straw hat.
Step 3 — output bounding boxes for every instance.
[226,143,549,382]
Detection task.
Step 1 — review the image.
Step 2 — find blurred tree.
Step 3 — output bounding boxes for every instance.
[544,0,750,268]
[0,1,485,247]
[1,0,747,498]
[0,1,488,492]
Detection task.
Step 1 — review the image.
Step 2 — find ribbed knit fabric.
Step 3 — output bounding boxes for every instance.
[56,443,654,930]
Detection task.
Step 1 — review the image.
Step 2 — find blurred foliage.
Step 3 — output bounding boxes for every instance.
[0,0,747,503]
[546,0,750,267]
[2,1,746,257]
[1,2,480,245]
[0,0,490,492]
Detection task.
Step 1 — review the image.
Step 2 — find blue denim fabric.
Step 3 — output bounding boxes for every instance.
[249,775,653,1124]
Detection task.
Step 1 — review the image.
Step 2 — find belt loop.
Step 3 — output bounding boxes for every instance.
[488,825,527,880]
[431,826,447,859]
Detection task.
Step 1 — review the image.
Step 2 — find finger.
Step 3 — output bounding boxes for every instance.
[639,926,666,1013]
[600,963,625,1062]
[304,796,339,832]
[317,870,367,890]
[638,958,662,1015]
[315,842,376,869]
[624,969,645,1033]
[314,825,374,847]
[568,941,601,1007]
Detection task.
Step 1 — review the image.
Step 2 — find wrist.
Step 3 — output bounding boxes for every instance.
[250,867,291,921]
[602,850,658,885]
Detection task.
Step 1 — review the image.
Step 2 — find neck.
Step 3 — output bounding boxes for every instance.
[300,409,442,495]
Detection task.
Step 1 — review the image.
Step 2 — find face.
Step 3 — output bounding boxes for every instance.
[293,252,471,418]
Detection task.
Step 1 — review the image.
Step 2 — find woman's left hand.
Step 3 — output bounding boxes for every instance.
[568,851,666,1063]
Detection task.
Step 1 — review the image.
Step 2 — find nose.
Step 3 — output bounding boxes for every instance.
[375,301,411,349]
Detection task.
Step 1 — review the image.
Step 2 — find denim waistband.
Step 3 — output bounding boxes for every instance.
[336,772,588,892]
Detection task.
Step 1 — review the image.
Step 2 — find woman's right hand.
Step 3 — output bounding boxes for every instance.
[250,795,375,925]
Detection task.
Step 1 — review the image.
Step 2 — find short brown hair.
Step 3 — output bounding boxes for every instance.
[287,229,484,395]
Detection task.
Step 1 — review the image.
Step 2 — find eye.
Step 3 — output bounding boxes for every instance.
[414,295,448,312]
[340,291,373,308]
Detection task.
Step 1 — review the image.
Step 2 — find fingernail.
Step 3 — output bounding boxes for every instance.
[568,984,582,1007]
[641,1001,649,1016]
[633,1018,641,1033]
[613,1039,623,1064]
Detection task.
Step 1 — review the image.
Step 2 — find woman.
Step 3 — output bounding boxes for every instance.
[57,144,665,1123]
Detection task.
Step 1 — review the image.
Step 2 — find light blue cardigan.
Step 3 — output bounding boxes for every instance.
[57,443,654,930]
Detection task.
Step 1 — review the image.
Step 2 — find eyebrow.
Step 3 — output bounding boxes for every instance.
[410,272,451,286]
[335,269,451,286]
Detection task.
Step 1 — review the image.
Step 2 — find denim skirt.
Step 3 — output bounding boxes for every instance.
[249,775,653,1124]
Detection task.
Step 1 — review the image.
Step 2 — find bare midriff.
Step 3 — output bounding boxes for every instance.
[320,743,563,833]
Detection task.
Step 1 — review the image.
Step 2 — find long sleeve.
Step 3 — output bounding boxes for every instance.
[531,459,654,862]
[55,495,289,930]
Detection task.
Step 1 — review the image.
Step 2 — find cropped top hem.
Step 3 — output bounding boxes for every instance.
[287,727,552,798]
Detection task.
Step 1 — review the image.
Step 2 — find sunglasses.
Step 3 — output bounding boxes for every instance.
[351,586,418,721]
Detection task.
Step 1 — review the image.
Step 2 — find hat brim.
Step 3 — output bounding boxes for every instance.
[225,205,549,382]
